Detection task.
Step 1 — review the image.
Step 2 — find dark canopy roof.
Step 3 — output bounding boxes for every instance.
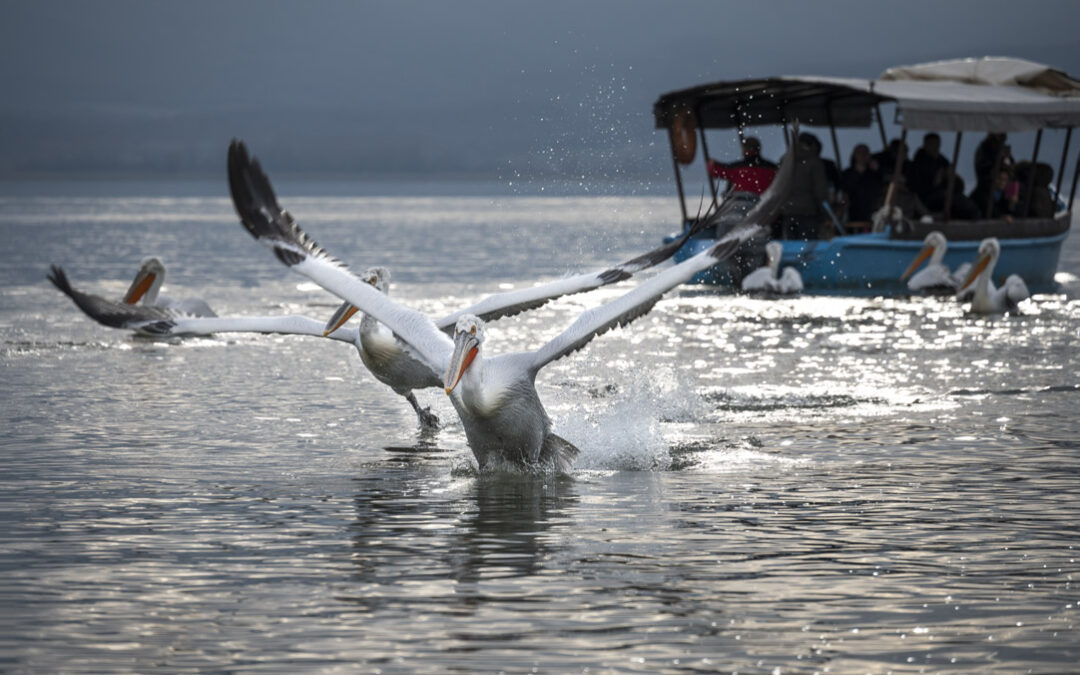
[654,59,1080,133]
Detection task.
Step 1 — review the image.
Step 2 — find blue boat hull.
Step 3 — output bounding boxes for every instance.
[666,229,1068,295]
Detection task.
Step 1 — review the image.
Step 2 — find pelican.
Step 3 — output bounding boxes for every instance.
[900,231,972,295]
[958,238,1030,315]
[123,257,216,316]
[228,136,794,471]
[740,241,802,295]
[221,139,764,429]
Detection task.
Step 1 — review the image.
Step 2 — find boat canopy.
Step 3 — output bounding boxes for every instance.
[654,58,1080,133]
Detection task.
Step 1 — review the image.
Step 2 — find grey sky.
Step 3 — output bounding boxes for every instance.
[2,0,1079,179]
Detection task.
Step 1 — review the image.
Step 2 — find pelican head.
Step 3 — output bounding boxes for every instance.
[123,257,166,305]
[444,314,485,395]
[959,237,1001,292]
[764,240,783,277]
[322,267,391,336]
[901,231,946,280]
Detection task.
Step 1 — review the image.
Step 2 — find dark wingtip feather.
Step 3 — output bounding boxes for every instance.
[47,265,75,297]
[138,320,176,336]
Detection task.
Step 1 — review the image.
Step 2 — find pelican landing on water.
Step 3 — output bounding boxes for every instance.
[227,140,779,472]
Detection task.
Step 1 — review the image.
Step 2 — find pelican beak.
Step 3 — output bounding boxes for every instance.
[901,245,933,280]
[960,252,991,292]
[123,270,156,304]
[323,302,359,337]
[444,331,479,395]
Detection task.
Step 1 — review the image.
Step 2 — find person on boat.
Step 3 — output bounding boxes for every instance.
[873,138,910,182]
[839,143,884,232]
[1015,161,1056,218]
[779,132,828,239]
[891,173,930,221]
[970,167,1019,220]
[907,132,950,207]
[705,136,777,195]
[797,133,839,197]
[937,169,980,220]
[972,133,1014,209]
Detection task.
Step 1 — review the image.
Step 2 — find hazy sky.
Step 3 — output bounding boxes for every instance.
[2,0,1079,180]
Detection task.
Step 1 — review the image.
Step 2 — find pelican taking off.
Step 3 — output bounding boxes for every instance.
[958,237,1030,315]
[228,137,792,471]
[740,241,802,295]
[228,140,753,429]
[901,231,970,295]
[227,163,781,470]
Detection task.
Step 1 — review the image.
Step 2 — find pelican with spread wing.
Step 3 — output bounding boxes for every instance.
[229,139,790,471]
[226,140,736,429]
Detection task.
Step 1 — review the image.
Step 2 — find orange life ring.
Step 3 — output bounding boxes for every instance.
[670,108,697,165]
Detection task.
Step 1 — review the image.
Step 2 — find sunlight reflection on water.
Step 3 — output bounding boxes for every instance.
[1,190,1078,672]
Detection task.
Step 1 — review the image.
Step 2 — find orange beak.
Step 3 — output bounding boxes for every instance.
[960,253,991,292]
[323,304,359,337]
[123,272,156,304]
[444,332,479,394]
[901,245,933,281]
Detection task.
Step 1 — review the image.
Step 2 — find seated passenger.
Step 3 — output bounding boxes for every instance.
[970,168,1019,220]
[779,133,828,239]
[706,136,777,195]
[873,137,910,182]
[1015,161,1056,218]
[936,170,980,220]
[972,132,1014,208]
[907,132,950,207]
[839,143,884,230]
[891,174,929,221]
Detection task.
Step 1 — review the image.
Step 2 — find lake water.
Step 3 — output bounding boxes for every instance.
[1,180,1078,673]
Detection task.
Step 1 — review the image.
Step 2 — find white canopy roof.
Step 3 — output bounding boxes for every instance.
[655,58,1080,133]
[874,57,1080,131]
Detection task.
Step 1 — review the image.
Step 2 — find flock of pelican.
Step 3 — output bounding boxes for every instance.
[48,138,1032,471]
[901,231,1030,313]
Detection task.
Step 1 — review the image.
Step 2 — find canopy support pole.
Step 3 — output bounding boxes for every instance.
[1069,144,1080,213]
[1022,129,1043,218]
[826,103,843,180]
[697,106,720,211]
[883,128,908,216]
[671,155,689,225]
[874,103,888,149]
[943,131,962,220]
[985,143,1007,219]
[1056,127,1072,199]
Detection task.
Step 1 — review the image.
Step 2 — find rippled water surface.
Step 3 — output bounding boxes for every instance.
[1,182,1078,673]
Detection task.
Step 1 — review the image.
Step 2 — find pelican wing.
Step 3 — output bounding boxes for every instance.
[435,217,721,332]
[137,315,359,342]
[48,265,177,330]
[529,225,759,373]
[228,140,453,373]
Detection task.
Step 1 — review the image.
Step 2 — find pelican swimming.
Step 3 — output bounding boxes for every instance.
[228,136,794,471]
[740,240,802,295]
[123,257,216,316]
[900,231,971,295]
[958,237,1030,315]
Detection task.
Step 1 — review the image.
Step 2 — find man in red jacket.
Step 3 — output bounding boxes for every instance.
[706,137,777,195]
